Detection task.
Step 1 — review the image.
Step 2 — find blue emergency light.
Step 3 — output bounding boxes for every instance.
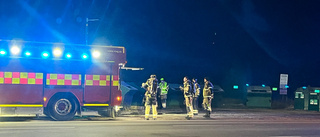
[233,85,239,89]
[66,53,72,59]
[262,84,266,87]
[25,51,31,56]
[42,52,49,58]
[82,54,88,59]
[0,50,6,55]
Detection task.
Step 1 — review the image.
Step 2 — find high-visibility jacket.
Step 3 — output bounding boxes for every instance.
[203,81,213,98]
[193,82,200,97]
[183,80,193,97]
[159,81,168,95]
[144,78,158,98]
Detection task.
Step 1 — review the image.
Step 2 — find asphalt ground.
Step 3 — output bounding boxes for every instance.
[0,109,320,137]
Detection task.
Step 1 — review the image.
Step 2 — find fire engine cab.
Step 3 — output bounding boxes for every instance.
[0,40,125,120]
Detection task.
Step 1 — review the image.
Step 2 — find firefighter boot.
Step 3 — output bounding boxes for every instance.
[145,105,151,120]
[186,106,194,120]
[203,111,210,118]
[193,110,198,115]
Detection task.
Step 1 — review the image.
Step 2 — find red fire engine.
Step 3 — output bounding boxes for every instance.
[0,40,125,120]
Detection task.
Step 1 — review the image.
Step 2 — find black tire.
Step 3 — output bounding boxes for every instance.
[48,97,77,121]
[98,107,116,118]
[43,107,51,117]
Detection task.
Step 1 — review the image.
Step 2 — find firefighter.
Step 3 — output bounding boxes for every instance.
[158,78,169,109]
[179,76,193,120]
[202,77,214,118]
[142,74,158,120]
[192,78,200,115]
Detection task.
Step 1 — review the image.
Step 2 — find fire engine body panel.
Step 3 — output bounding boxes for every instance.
[0,42,125,120]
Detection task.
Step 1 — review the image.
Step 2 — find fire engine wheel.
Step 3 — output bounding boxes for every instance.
[49,97,77,121]
[98,107,116,118]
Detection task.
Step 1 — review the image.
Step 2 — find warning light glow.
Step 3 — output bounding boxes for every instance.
[53,48,62,57]
[25,51,31,56]
[92,51,101,58]
[233,85,239,89]
[82,54,88,59]
[10,46,20,55]
[42,52,49,58]
[0,50,6,55]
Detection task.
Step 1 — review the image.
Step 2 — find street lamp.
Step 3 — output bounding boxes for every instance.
[86,18,99,46]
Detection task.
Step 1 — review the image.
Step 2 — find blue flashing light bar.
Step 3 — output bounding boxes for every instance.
[246,84,249,87]
[262,84,266,87]
[302,86,307,89]
[285,85,289,88]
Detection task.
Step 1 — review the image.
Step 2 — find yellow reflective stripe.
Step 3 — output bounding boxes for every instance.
[12,78,20,84]
[0,72,43,85]
[113,81,119,86]
[71,80,79,85]
[84,75,119,86]
[93,75,100,80]
[47,74,81,85]
[50,74,57,79]
[46,79,50,85]
[0,104,43,107]
[36,73,43,79]
[20,72,28,78]
[57,79,64,85]
[65,74,72,80]
[99,80,107,86]
[83,104,109,106]
[86,80,93,85]
[28,78,35,84]
[4,72,12,78]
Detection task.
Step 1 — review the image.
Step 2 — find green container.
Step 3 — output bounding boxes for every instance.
[246,92,271,108]
[294,91,305,110]
[308,93,319,111]
[246,86,272,108]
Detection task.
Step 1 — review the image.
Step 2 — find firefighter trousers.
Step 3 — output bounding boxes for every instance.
[193,96,199,114]
[202,97,212,112]
[160,94,167,109]
[145,96,157,119]
[185,96,193,117]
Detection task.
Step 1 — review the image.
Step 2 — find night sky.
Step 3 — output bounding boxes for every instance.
[1,0,320,97]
